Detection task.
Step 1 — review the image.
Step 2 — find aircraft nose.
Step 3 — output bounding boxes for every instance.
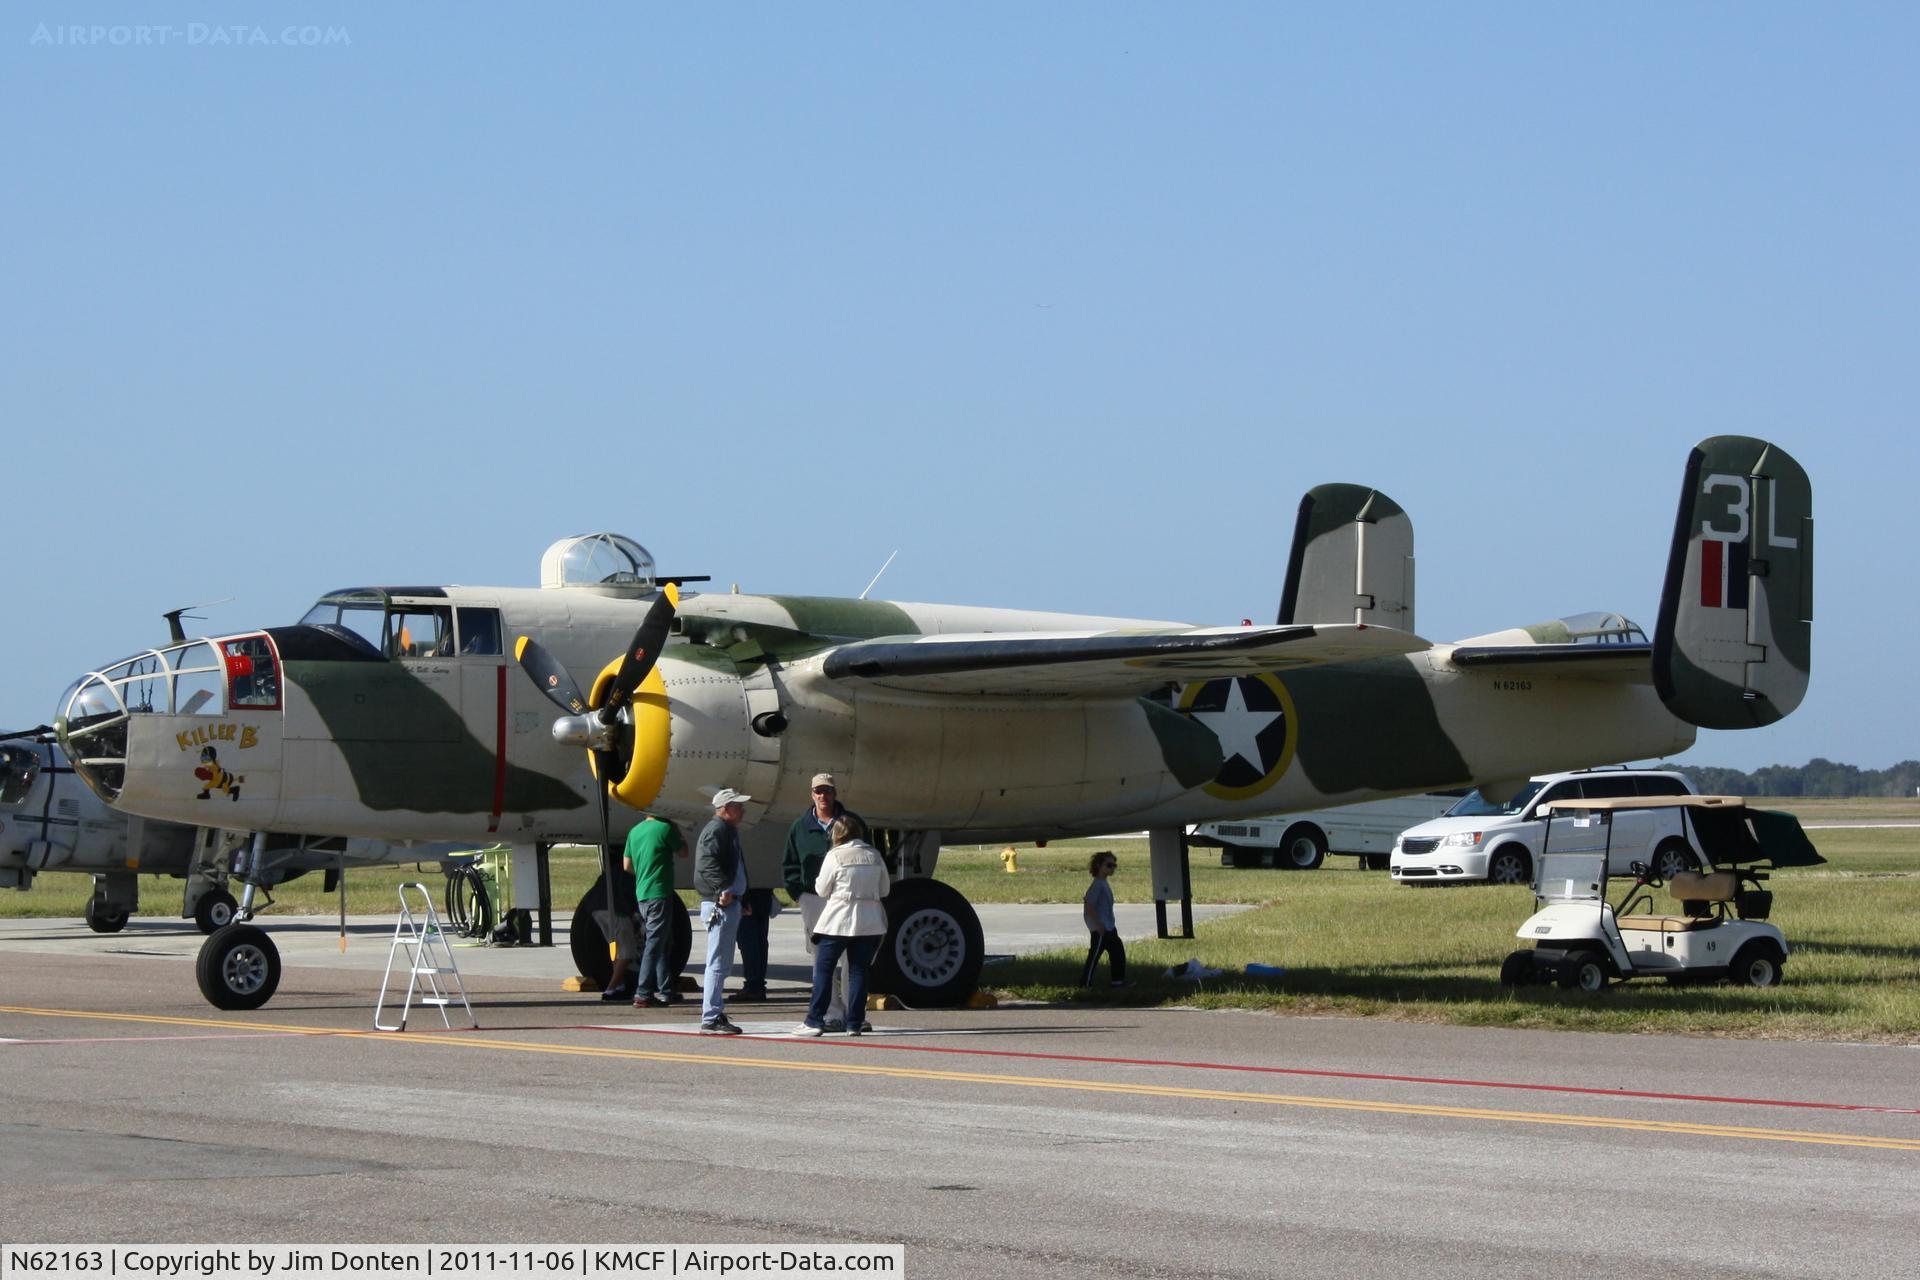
[56,638,232,802]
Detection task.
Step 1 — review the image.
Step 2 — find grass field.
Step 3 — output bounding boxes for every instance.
[7,803,1917,1041]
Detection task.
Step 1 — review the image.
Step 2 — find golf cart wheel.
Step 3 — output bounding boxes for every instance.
[1276,824,1327,871]
[1728,940,1785,988]
[84,899,129,933]
[196,924,281,1010]
[1499,950,1536,988]
[1557,949,1610,992]
[194,889,237,934]
[870,878,985,1007]
[1486,846,1532,886]
[1650,839,1697,883]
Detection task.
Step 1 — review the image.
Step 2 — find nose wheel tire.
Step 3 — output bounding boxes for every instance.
[870,879,984,1008]
[193,889,238,935]
[196,924,281,1010]
[84,900,130,933]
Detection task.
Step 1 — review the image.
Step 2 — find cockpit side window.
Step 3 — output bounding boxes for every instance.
[388,606,455,659]
[223,636,281,709]
[457,608,503,656]
[301,596,387,653]
[0,745,39,806]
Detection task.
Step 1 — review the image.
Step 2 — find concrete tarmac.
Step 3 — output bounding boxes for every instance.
[1,913,1916,1279]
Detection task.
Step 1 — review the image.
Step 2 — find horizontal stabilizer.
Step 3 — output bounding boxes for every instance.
[821,624,1429,697]
[1654,436,1813,729]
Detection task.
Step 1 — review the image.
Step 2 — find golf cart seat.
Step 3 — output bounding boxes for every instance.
[1618,869,1738,932]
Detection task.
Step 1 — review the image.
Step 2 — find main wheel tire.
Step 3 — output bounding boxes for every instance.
[1728,940,1785,988]
[869,878,985,1008]
[1651,839,1698,883]
[1557,948,1610,992]
[570,880,694,990]
[84,900,129,933]
[1276,825,1327,871]
[196,924,281,1010]
[193,889,237,935]
[1500,949,1535,988]
[1486,846,1532,886]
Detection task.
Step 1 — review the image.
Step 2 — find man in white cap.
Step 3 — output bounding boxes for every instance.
[782,772,870,1031]
[693,788,753,1034]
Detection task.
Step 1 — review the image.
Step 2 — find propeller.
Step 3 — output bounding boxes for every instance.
[1,725,53,742]
[515,585,680,981]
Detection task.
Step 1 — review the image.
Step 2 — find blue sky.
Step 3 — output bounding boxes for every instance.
[3,5,1912,771]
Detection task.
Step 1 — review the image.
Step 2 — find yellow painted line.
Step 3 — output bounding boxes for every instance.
[4,1005,1917,1152]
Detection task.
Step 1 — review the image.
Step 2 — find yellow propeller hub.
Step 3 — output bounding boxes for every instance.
[587,661,671,810]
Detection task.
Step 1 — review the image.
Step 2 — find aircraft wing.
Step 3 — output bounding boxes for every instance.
[819,624,1429,696]
[1446,642,1654,682]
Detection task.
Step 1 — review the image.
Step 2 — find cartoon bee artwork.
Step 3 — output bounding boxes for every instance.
[193,745,242,801]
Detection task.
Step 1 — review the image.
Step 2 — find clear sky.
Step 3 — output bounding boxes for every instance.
[4,5,1913,772]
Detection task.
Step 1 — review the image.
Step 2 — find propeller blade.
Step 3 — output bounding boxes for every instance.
[514,636,589,715]
[599,584,680,723]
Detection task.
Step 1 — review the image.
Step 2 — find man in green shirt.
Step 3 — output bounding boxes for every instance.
[624,814,686,1008]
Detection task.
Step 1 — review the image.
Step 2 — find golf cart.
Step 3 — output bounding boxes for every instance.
[1498,795,1823,992]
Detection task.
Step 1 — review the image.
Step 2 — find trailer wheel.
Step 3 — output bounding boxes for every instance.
[193,889,237,935]
[84,900,130,933]
[1276,825,1327,871]
[196,924,281,1010]
[1557,949,1609,992]
[1728,940,1784,988]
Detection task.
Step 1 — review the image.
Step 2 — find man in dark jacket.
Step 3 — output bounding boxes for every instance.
[694,788,753,1034]
[782,773,869,1030]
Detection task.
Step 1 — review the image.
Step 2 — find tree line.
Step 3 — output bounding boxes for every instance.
[1667,758,1920,798]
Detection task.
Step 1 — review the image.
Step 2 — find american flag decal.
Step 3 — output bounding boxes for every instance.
[1700,538,1750,609]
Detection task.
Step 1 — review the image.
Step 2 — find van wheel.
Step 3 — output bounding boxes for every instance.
[1277,825,1327,870]
[1729,940,1784,988]
[1651,840,1697,882]
[1486,847,1531,886]
[1557,949,1609,992]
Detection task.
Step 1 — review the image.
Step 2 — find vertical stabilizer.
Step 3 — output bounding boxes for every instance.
[1654,436,1813,728]
[1277,484,1415,631]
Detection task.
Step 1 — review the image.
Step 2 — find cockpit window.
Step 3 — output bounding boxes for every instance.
[0,745,38,806]
[388,605,455,659]
[457,607,503,656]
[223,636,281,709]
[300,593,387,653]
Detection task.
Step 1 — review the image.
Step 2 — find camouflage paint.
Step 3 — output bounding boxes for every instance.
[1282,656,1471,794]
[1138,695,1226,789]
[286,660,583,813]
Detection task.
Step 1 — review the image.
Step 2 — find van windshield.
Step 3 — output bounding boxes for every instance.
[1446,781,1545,818]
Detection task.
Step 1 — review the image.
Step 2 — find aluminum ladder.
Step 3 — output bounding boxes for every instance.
[374,882,478,1031]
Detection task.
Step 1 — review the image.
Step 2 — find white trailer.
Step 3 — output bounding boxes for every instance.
[1191,793,1464,870]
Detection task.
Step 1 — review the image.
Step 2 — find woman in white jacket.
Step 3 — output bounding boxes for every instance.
[795,814,891,1036]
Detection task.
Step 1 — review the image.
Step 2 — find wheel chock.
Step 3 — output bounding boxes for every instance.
[562,975,594,992]
[964,990,998,1009]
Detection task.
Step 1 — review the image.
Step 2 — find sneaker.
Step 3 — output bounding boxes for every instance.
[792,1023,823,1037]
[663,991,687,1005]
[822,1018,847,1033]
[849,1021,873,1036]
[699,1017,743,1035]
[600,986,635,1002]
[634,995,669,1009]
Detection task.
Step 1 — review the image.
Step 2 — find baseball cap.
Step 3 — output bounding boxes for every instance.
[711,787,752,807]
[811,773,837,790]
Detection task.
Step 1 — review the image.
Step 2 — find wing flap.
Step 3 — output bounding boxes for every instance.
[820,624,1428,696]
[1446,642,1653,683]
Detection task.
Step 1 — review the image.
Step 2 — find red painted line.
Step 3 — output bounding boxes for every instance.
[587,1023,1920,1116]
[489,664,508,833]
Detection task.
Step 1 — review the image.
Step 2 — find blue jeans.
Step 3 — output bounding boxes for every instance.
[736,887,772,993]
[700,899,743,1023]
[805,934,878,1030]
[636,897,677,999]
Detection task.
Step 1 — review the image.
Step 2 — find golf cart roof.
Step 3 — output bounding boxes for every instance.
[1538,794,1747,815]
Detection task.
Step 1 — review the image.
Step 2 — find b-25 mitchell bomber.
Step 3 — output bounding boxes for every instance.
[54,436,1811,1011]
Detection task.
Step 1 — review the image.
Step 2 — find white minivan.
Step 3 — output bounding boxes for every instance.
[1390,768,1700,886]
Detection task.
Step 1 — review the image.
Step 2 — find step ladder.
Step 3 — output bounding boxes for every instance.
[374,883,478,1031]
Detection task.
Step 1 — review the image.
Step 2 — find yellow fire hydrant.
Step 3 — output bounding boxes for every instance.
[1000,845,1019,874]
